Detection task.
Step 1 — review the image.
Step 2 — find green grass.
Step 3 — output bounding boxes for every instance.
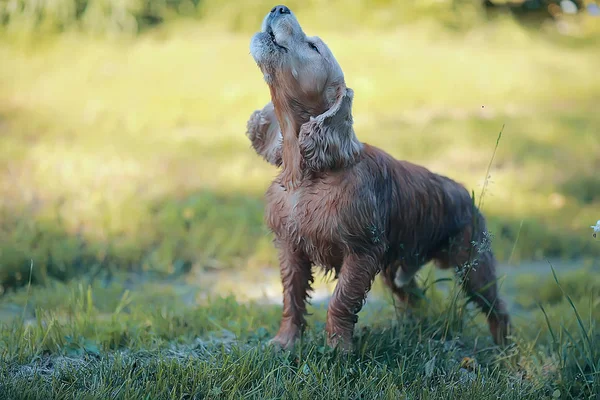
[0,262,598,399]
[0,16,599,288]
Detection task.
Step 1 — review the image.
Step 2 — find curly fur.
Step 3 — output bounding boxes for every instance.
[298,87,363,173]
[247,5,511,351]
[246,102,283,166]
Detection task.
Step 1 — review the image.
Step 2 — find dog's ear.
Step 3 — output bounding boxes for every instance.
[299,86,362,172]
[246,102,283,167]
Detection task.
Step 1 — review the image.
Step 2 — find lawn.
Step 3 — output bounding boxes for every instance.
[0,19,598,287]
[0,261,599,398]
[0,1,599,398]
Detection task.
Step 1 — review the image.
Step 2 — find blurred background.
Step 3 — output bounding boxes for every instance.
[0,0,599,311]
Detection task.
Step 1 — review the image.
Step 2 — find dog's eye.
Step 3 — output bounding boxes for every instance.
[308,42,320,53]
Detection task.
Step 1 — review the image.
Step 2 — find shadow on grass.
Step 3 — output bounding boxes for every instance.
[0,188,272,292]
[1,183,599,293]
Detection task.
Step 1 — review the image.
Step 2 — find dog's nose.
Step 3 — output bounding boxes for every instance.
[270,5,291,15]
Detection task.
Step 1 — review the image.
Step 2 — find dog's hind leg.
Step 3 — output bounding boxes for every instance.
[381,261,423,307]
[433,212,511,346]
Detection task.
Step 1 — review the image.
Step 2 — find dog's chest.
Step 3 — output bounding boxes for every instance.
[265,183,345,267]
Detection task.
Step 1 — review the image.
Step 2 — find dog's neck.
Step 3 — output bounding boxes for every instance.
[268,83,363,190]
[269,86,321,189]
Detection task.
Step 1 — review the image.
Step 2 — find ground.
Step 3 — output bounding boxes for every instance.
[0,259,599,398]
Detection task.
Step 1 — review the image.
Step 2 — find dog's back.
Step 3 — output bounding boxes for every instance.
[360,144,510,344]
[354,144,475,264]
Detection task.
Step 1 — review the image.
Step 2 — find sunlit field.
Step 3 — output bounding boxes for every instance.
[0,1,599,398]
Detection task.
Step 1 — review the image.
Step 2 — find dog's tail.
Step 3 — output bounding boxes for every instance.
[436,175,477,242]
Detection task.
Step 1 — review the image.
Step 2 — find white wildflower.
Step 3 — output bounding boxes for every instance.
[591,220,600,238]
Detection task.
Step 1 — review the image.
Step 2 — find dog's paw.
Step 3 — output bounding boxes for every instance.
[326,334,354,354]
[268,332,299,351]
[488,314,512,347]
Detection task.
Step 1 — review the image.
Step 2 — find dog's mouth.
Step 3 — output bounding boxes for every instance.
[267,26,287,52]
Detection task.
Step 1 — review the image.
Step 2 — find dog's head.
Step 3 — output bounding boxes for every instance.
[250,5,361,183]
[250,5,347,125]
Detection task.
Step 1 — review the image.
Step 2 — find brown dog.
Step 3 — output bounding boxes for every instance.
[247,5,510,351]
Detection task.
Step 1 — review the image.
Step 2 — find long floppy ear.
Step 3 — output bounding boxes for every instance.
[245,102,283,167]
[298,87,363,173]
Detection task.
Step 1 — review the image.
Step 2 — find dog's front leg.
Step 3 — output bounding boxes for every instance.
[325,253,380,352]
[269,244,313,350]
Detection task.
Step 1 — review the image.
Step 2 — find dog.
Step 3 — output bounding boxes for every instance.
[246,5,511,351]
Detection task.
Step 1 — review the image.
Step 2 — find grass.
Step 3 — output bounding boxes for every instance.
[0,261,598,399]
[0,14,599,288]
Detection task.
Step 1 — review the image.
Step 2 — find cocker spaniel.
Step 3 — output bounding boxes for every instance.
[246,5,511,351]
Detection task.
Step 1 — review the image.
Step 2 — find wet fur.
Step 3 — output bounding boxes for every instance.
[246,5,510,351]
